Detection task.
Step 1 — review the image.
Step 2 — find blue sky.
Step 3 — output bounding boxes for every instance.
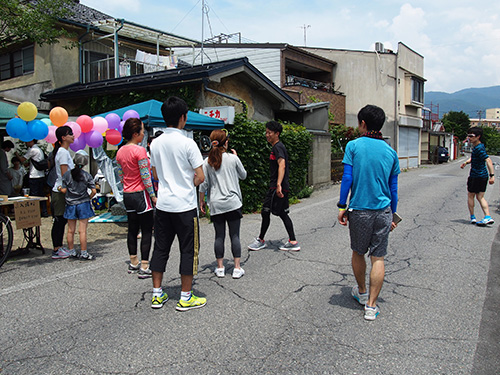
[81,0,500,94]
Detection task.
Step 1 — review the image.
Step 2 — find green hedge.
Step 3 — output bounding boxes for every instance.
[229,114,312,213]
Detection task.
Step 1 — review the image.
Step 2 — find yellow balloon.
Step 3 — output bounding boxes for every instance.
[18,102,38,122]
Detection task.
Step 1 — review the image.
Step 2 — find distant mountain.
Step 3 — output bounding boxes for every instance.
[425,86,500,119]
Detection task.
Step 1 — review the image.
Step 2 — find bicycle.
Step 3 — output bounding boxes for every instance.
[0,212,14,268]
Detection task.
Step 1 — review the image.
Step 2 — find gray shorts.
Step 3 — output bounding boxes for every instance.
[348,207,392,257]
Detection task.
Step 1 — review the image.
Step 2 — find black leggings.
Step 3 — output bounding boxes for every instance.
[127,210,154,261]
[259,210,296,242]
[51,216,67,248]
[213,218,241,259]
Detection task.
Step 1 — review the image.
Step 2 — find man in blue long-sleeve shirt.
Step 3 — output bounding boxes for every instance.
[337,105,400,321]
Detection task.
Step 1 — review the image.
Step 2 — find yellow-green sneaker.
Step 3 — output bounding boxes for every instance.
[175,294,207,311]
[151,293,169,309]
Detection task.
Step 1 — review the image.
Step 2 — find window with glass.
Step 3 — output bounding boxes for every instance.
[412,77,424,104]
[0,45,34,81]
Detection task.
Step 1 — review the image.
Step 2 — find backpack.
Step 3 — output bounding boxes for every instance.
[30,151,56,188]
[31,151,53,171]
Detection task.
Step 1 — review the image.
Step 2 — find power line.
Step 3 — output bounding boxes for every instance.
[169,0,201,34]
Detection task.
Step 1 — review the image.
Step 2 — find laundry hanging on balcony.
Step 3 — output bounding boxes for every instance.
[135,50,178,73]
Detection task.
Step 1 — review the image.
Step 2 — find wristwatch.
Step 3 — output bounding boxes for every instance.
[337,202,347,209]
[490,174,495,177]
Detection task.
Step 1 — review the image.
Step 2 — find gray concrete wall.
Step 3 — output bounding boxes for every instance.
[308,131,332,186]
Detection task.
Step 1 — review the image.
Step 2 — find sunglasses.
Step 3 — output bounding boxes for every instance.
[467,134,478,138]
[66,132,74,136]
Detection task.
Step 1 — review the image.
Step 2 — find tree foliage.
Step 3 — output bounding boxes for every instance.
[0,0,75,49]
[480,126,500,155]
[442,111,470,141]
[330,123,359,157]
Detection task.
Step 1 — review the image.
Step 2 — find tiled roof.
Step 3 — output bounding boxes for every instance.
[60,0,112,25]
[40,57,299,112]
[27,0,111,25]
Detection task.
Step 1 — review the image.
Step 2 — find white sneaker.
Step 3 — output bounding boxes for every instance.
[214,267,225,278]
[364,305,380,321]
[232,267,245,279]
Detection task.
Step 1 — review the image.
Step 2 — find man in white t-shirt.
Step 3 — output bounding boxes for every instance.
[149,96,206,311]
[16,140,49,216]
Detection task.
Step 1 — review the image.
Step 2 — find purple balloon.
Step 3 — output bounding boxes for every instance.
[123,109,140,122]
[105,113,121,129]
[116,120,124,133]
[85,130,103,148]
[70,135,86,152]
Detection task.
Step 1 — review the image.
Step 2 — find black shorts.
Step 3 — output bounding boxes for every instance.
[211,207,243,223]
[262,189,289,216]
[123,190,153,214]
[150,208,200,276]
[467,177,488,194]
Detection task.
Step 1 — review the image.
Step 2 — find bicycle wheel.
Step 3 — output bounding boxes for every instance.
[0,214,14,268]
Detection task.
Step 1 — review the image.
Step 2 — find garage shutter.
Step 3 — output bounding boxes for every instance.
[398,127,419,168]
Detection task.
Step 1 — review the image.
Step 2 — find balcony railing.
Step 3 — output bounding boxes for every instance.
[284,75,334,93]
[82,56,175,83]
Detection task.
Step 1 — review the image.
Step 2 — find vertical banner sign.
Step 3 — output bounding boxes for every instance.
[14,200,41,230]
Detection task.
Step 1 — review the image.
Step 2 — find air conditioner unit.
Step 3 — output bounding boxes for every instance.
[375,42,384,53]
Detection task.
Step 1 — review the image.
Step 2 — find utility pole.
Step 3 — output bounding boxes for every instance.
[201,0,205,65]
[300,24,311,46]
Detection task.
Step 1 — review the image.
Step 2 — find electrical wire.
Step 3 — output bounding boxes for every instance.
[169,0,201,34]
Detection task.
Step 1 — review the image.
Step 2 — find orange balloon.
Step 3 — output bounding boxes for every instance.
[49,107,69,127]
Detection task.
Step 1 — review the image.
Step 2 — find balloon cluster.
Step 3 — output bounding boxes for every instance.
[5,102,140,152]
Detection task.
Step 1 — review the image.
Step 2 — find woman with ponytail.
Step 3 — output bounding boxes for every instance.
[199,129,247,278]
[59,150,97,260]
[51,125,74,259]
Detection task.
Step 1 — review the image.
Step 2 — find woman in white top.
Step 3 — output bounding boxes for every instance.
[50,125,75,259]
[199,129,247,278]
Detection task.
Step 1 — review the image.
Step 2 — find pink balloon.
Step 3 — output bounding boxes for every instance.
[77,115,94,133]
[106,129,122,146]
[92,116,108,134]
[45,125,57,143]
[66,121,81,139]
[85,130,103,148]
[105,113,121,129]
[70,135,86,152]
[123,110,140,122]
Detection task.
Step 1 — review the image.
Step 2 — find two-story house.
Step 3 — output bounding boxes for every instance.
[305,42,425,168]
[0,0,197,110]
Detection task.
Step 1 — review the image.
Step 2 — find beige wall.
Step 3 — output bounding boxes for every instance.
[0,37,79,110]
[486,108,500,119]
[304,47,398,143]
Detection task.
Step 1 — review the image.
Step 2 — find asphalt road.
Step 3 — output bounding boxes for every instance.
[1,157,499,374]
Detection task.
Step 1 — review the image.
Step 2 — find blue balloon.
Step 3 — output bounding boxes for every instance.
[27,119,49,140]
[6,118,26,138]
[18,130,34,142]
